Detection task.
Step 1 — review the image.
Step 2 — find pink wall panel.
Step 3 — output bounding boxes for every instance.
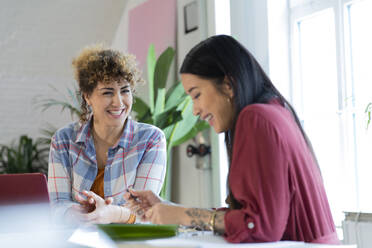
[128,0,177,68]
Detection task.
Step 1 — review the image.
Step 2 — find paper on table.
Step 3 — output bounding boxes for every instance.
[142,232,306,248]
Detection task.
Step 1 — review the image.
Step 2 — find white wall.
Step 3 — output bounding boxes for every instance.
[170,0,216,207]
[112,0,177,124]
[267,0,291,100]
[0,0,127,144]
[230,0,291,99]
[112,0,148,53]
[111,0,151,108]
[230,0,270,74]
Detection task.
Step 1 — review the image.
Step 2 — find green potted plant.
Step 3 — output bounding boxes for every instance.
[366,102,372,128]
[35,85,81,145]
[132,45,209,198]
[0,135,49,174]
[36,45,209,199]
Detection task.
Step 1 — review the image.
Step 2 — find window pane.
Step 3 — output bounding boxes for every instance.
[347,0,372,212]
[296,9,344,224]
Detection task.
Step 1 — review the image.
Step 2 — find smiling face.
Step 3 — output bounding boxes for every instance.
[181,73,236,133]
[85,80,132,130]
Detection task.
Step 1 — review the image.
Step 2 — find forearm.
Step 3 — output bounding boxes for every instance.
[115,205,132,223]
[51,200,79,223]
[182,208,226,234]
[76,191,135,224]
[88,203,133,224]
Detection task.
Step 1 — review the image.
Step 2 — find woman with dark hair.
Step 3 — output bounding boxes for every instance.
[125,35,339,244]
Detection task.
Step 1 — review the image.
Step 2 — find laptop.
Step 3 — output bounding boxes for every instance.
[0,173,49,205]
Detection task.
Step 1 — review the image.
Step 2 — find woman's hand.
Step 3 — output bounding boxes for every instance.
[80,191,129,224]
[64,191,107,224]
[123,189,161,219]
[144,203,188,225]
[145,204,227,234]
[70,191,114,214]
[64,205,89,225]
[74,192,96,213]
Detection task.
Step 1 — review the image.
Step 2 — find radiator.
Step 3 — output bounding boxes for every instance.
[343,212,372,248]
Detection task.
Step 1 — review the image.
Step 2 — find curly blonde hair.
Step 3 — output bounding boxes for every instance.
[72,44,144,123]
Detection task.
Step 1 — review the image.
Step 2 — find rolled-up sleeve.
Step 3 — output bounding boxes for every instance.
[47,135,78,221]
[224,110,290,243]
[133,129,167,195]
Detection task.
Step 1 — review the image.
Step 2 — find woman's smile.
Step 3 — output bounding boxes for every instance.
[107,108,126,118]
[181,73,235,133]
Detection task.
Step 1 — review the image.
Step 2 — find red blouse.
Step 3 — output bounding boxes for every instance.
[223,100,339,244]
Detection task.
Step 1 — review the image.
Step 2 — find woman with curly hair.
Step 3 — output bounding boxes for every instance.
[48,45,166,225]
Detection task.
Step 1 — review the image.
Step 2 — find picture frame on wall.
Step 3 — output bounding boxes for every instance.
[183,1,198,34]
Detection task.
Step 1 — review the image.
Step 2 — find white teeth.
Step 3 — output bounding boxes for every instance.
[204,115,212,121]
[109,110,123,115]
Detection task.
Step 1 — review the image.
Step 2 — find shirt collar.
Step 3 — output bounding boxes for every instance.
[75,117,93,144]
[116,118,134,150]
[75,116,134,151]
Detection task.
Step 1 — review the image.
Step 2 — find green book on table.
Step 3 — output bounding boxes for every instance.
[97,224,179,241]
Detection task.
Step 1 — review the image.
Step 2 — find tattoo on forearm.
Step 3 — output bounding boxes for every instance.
[190,220,206,230]
[185,208,226,234]
[185,208,209,218]
[185,208,210,230]
[214,211,225,234]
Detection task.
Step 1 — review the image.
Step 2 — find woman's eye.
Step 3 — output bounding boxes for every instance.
[103,92,113,96]
[193,93,200,100]
[121,89,130,94]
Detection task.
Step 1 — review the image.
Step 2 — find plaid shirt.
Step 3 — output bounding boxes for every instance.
[47,117,166,219]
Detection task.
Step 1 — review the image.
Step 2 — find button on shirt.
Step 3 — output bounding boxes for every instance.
[247,222,254,229]
[47,117,166,220]
[223,101,339,244]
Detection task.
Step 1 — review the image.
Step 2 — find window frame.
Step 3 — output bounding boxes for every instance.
[288,0,366,224]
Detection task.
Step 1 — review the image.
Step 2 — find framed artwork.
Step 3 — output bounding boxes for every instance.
[183,1,198,34]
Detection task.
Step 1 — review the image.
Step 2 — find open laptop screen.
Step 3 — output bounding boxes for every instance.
[0,173,49,205]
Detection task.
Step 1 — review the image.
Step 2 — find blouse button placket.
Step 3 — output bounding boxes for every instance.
[247,222,255,229]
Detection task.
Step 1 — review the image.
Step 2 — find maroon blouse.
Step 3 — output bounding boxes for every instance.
[223,100,339,244]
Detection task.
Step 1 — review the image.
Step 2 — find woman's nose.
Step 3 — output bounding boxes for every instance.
[192,102,200,117]
[113,92,124,107]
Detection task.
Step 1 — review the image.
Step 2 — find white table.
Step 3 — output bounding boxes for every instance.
[0,227,357,248]
[114,231,357,248]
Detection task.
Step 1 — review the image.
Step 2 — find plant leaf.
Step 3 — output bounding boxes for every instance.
[33,84,81,121]
[0,135,49,174]
[154,106,183,130]
[165,82,187,111]
[163,97,198,147]
[154,88,166,115]
[171,120,209,147]
[365,102,372,129]
[67,86,81,111]
[38,98,81,120]
[147,44,156,113]
[159,146,173,199]
[171,97,198,142]
[132,96,150,120]
[154,47,175,99]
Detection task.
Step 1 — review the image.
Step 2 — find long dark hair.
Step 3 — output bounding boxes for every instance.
[180,35,319,208]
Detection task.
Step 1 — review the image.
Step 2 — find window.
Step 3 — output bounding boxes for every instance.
[214,0,230,207]
[344,0,372,211]
[290,0,372,230]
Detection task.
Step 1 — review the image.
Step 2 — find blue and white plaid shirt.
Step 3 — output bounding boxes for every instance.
[47,117,166,219]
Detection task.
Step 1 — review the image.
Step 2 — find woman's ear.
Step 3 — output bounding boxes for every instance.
[84,93,91,106]
[222,76,234,99]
